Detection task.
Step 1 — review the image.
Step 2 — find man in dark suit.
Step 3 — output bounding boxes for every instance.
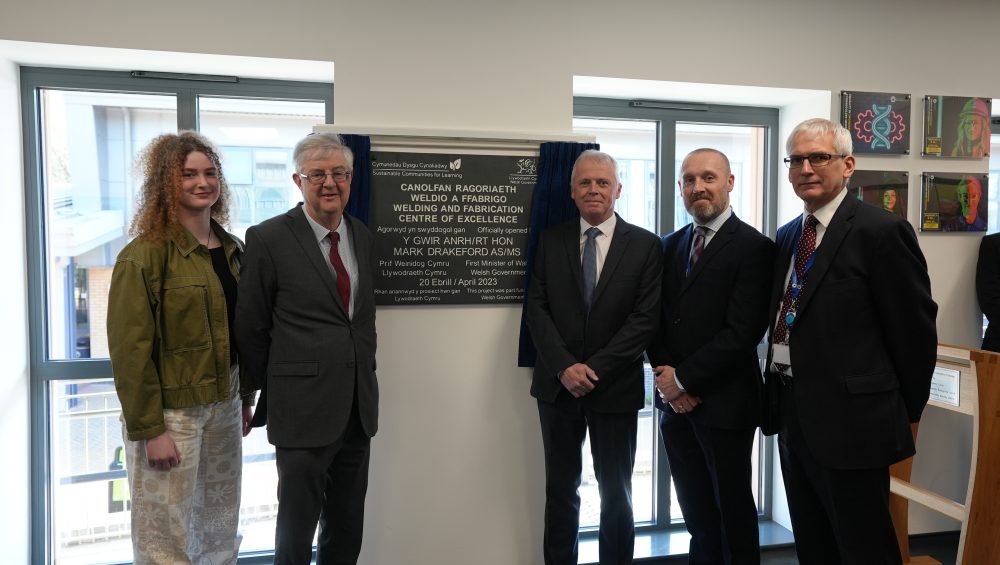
[766,119,937,564]
[976,233,1000,352]
[527,150,661,565]
[235,133,378,565]
[648,149,774,564]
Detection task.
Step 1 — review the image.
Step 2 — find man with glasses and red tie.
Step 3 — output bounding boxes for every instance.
[764,118,937,565]
[236,133,378,565]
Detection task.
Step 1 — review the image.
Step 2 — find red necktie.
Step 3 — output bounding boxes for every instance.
[329,231,351,316]
[773,215,818,371]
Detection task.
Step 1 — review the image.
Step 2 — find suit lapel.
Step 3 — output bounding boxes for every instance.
[680,215,738,295]
[672,224,694,291]
[796,197,856,319]
[286,205,349,316]
[346,216,372,319]
[561,220,586,304]
[592,216,630,305]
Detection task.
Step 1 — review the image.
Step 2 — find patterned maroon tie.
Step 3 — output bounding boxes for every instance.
[773,215,818,371]
[329,231,351,316]
[687,226,707,276]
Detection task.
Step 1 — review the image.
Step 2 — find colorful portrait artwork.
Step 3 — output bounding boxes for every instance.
[920,172,989,232]
[922,96,992,158]
[841,91,911,155]
[849,170,908,218]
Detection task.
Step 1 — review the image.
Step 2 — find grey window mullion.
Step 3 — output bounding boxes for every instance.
[22,78,47,375]
[659,119,677,234]
[653,420,673,528]
[177,87,197,130]
[33,360,114,381]
[763,126,780,238]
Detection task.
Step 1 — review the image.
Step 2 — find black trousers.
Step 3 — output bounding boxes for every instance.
[273,401,371,565]
[661,408,760,565]
[778,381,901,565]
[537,391,638,565]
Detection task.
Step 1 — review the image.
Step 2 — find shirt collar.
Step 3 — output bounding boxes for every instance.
[303,208,348,243]
[171,219,232,257]
[580,213,617,237]
[696,206,732,234]
[806,188,848,229]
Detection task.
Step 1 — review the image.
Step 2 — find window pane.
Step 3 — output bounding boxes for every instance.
[41,90,177,361]
[49,379,282,562]
[198,97,326,242]
[675,123,767,232]
[579,365,656,528]
[50,378,130,564]
[572,118,658,233]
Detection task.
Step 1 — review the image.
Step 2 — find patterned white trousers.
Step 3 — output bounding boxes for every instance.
[122,395,243,565]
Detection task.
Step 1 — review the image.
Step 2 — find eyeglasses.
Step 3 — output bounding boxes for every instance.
[299,170,352,184]
[783,153,847,169]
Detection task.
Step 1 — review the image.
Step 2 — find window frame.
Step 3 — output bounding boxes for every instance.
[574,96,780,532]
[20,66,333,564]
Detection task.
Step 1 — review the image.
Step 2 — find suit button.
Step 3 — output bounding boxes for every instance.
[673,318,681,325]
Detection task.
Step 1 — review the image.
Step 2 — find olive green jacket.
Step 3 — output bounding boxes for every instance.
[108,221,251,441]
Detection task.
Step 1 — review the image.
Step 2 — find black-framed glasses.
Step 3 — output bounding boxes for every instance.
[299,170,352,184]
[783,153,847,169]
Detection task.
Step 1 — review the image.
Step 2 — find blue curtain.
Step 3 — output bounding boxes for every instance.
[517,141,600,367]
[342,134,372,225]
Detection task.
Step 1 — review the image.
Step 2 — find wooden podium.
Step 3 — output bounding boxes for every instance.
[888,345,1000,564]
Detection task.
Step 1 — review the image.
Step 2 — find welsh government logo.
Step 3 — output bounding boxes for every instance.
[515,158,538,175]
[449,158,462,170]
[853,104,906,150]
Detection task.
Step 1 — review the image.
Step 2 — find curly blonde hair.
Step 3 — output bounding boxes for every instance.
[130,131,230,240]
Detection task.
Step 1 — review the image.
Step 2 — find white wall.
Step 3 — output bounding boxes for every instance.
[0,56,30,565]
[4,0,998,561]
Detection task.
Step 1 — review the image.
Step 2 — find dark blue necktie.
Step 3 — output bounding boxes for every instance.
[582,227,600,309]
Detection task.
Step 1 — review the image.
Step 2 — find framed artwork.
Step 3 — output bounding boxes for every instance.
[849,170,908,218]
[922,96,991,157]
[920,172,988,232]
[841,91,910,154]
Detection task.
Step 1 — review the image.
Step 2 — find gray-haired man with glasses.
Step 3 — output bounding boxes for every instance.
[236,132,379,565]
[764,118,937,564]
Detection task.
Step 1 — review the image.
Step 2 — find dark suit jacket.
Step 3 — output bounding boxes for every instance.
[527,215,661,412]
[647,214,775,429]
[764,196,937,469]
[976,233,1000,352]
[235,203,378,448]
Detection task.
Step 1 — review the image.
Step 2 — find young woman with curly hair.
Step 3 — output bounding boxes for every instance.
[108,131,254,564]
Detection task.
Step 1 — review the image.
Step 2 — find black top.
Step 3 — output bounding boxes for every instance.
[209,246,238,364]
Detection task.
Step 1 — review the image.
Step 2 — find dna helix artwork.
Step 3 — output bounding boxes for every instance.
[853,103,906,150]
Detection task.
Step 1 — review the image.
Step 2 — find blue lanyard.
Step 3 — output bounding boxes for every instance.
[785,236,816,329]
[789,252,815,302]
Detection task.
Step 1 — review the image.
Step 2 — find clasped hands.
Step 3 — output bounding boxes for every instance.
[653,364,701,414]
[559,363,599,398]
